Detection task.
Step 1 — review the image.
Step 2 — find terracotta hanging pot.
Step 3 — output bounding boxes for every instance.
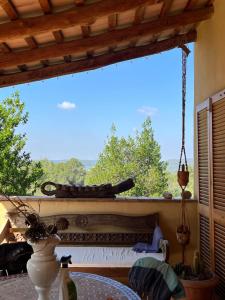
[177,164,189,188]
[176,224,190,246]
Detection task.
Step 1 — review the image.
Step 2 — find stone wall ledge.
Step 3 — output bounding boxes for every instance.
[0,195,197,203]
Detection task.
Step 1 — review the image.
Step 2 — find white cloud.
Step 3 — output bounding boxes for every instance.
[137,106,158,117]
[57,101,76,110]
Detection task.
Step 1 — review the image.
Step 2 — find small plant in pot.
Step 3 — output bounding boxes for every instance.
[1,192,61,300]
[173,251,218,300]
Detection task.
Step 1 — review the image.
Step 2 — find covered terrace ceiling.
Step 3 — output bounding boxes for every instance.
[0,0,213,87]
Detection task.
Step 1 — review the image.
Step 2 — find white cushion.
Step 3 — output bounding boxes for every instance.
[55,246,164,268]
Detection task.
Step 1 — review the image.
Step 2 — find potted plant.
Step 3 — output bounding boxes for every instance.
[1,192,61,300]
[24,213,61,300]
[173,251,218,300]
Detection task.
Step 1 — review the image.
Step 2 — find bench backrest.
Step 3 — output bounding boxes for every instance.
[41,213,159,246]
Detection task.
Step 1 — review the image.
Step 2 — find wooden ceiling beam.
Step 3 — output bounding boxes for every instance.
[39,0,52,14]
[0,0,160,42]
[0,0,18,20]
[52,30,64,43]
[0,6,212,69]
[160,0,174,17]
[0,30,197,88]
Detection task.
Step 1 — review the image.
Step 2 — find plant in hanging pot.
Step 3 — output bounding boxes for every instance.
[173,251,218,300]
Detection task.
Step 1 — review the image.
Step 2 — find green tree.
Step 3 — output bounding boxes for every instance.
[85,118,168,197]
[0,92,43,195]
[36,158,86,195]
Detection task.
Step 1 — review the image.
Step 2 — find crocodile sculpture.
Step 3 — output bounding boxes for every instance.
[41,178,134,198]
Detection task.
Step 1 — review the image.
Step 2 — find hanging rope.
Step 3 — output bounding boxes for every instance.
[177,46,190,190]
[176,45,191,264]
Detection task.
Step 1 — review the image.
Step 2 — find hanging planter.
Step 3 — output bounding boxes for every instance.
[176,224,190,246]
[176,47,191,264]
[177,164,189,189]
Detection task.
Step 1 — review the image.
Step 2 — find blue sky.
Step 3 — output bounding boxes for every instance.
[0,44,194,161]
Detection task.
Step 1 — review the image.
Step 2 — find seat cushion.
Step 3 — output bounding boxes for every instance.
[55,246,164,268]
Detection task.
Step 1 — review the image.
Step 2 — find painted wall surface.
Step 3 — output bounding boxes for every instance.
[0,198,198,265]
[195,0,225,104]
[194,0,225,197]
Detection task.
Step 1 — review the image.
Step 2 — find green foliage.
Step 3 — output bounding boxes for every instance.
[0,92,43,195]
[35,158,86,195]
[85,118,168,197]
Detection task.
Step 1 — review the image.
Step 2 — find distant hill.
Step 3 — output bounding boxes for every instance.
[80,160,97,170]
[50,158,193,172]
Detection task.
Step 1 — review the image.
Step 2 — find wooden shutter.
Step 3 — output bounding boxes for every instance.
[197,102,210,207]
[212,98,225,211]
[197,90,225,298]
[199,214,211,269]
[215,222,225,297]
[197,99,212,270]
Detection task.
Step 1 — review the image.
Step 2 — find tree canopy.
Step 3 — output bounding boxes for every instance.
[85,118,168,197]
[0,92,43,195]
[40,158,86,185]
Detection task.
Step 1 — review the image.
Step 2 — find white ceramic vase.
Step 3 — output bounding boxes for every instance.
[27,234,61,300]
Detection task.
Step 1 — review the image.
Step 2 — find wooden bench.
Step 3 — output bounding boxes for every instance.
[9,213,169,284]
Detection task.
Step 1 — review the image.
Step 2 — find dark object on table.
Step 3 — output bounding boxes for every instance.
[60,255,72,267]
[41,178,134,198]
[0,242,33,276]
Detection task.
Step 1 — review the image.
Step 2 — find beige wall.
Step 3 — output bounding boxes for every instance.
[194,0,225,197]
[0,197,198,265]
[195,0,225,104]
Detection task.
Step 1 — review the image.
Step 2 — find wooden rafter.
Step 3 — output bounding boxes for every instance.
[40,60,49,67]
[0,6,212,69]
[0,42,11,53]
[0,0,160,42]
[185,0,199,10]
[64,55,72,63]
[39,0,52,14]
[18,64,27,72]
[75,0,85,6]
[131,5,146,47]
[206,0,214,5]
[0,0,18,20]
[81,25,91,38]
[160,0,174,17]
[108,14,118,31]
[0,31,196,88]
[52,30,64,43]
[134,6,146,24]
[25,37,38,49]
